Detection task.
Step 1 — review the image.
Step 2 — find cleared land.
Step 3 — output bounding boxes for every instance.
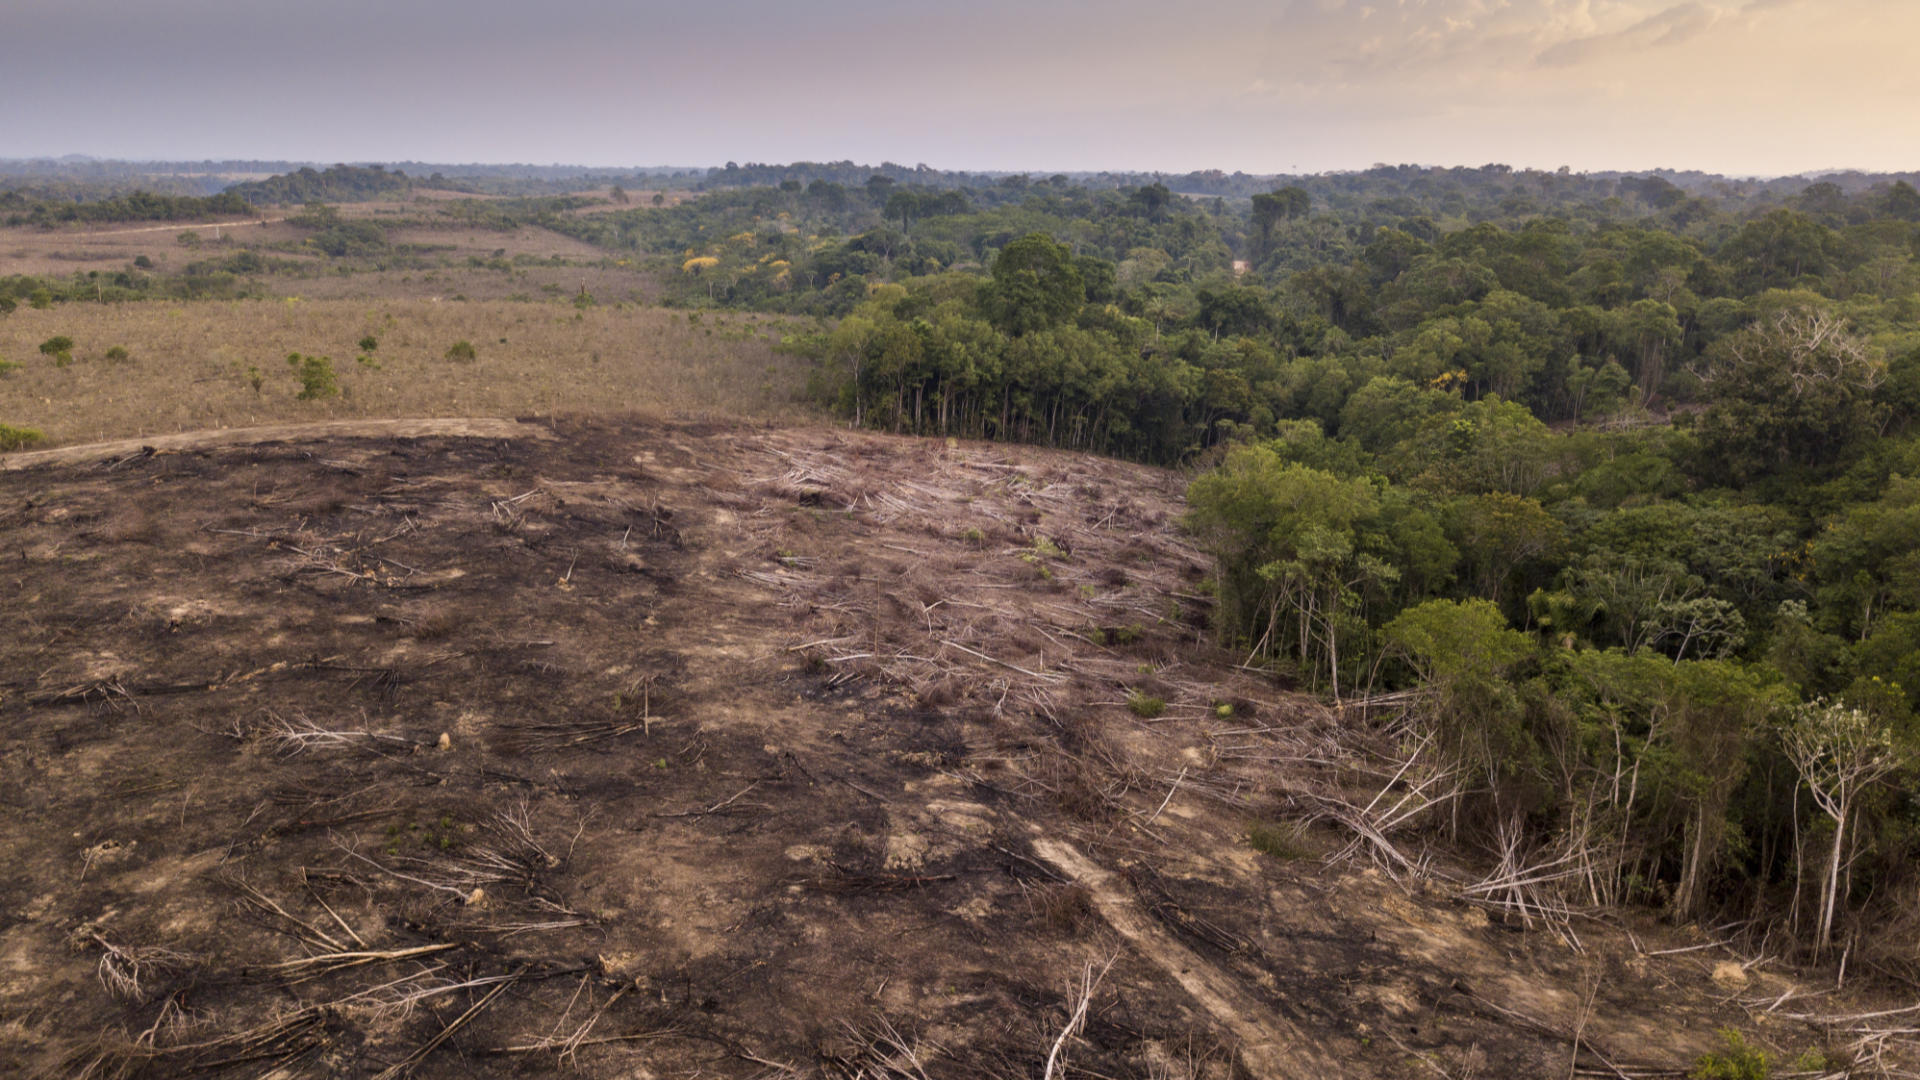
[2,418,1905,1079]
[0,299,806,445]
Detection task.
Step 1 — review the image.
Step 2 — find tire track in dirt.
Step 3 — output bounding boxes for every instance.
[1028,831,1348,1079]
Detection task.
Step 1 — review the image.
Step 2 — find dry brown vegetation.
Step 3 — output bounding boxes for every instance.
[3,418,1909,1079]
[0,299,810,444]
[0,194,631,278]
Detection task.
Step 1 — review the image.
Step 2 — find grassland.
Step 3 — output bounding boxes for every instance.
[0,298,811,445]
[0,186,824,447]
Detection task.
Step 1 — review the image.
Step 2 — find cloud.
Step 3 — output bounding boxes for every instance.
[1535,3,1724,67]
[1532,0,1801,68]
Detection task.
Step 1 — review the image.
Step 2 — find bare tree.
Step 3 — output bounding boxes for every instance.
[1781,700,1908,953]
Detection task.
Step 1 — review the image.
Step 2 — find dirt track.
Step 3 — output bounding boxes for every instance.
[0,418,1882,1078]
[0,418,551,470]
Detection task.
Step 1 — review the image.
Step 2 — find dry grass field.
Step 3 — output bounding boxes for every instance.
[0,299,813,445]
[1,193,627,278]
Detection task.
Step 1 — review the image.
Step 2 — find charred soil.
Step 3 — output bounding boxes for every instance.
[0,419,1904,1078]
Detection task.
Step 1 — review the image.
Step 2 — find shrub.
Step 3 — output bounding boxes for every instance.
[104,346,130,363]
[358,335,378,352]
[1690,1030,1769,1080]
[1247,822,1306,860]
[133,255,153,269]
[29,288,53,309]
[285,353,339,400]
[0,424,46,452]
[445,340,477,362]
[39,335,74,366]
[1127,691,1166,719]
[0,355,15,377]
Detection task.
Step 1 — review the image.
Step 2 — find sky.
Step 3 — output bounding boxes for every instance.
[3,0,1915,177]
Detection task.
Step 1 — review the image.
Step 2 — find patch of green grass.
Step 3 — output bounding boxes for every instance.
[1126,691,1166,719]
[1030,535,1066,560]
[445,339,478,362]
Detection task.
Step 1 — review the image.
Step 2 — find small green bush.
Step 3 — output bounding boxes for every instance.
[1247,822,1306,860]
[29,288,53,310]
[38,335,73,366]
[358,334,378,353]
[1690,1030,1769,1080]
[445,340,477,362]
[133,255,153,269]
[0,424,47,452]
[104,346,130,363]
[1127,691,1166,719]
[285,353,339,400]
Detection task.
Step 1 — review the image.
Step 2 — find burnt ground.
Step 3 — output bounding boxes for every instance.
[0,417,1906,1079]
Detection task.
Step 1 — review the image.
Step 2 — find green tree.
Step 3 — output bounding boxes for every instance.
[1811,475,1920,641]
[285,353,339,400]
[1691,305,1884,484]
[981,233,1084,335]
[1382,598,1537,807]
[1664,660,1786,920]
[1250,186,1310,263]
[1449,492,1564,604]
[39,335,74,366]
[1188,447,1396,698]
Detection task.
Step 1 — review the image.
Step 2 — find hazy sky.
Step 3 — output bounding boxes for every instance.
[4,0,1914,175]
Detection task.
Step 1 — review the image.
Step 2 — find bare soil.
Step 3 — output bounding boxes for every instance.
[0,418,1902,1078]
